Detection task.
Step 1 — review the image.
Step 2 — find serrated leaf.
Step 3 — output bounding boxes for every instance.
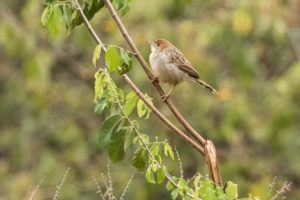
[94,71,107,103]
[171,188,179,200]
[115,0,124,10]
[145,166,155,184]
[92,44,102,68]
[199,179,216,200]
[164,143,175,160]
[98,114,123,146]
[41,6,51,27]
[194,188,200,200]
[150,143,161,156]
[116,87,124,103]
[121,0,131,16]
[63,5,73,29]
[71,0,105,28]
[166,181,174,191]
[124,127,134,150]
[48,6,63,36]
[138,134,149,145]
[157,167,166,184]
[124,91,138,116]
[215,186,227,199]
[137,99,146,118]
[105,46,120,71]
[225,181,238,199]
[94,97,107,115]
[119,49,132,74]
[178,178,189,191]
[132,148,146,171]
[108,128,126,163]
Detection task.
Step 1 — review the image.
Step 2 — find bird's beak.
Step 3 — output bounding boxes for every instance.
[148,40,154,45]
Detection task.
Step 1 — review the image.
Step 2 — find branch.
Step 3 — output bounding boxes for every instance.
[106,71,200,200]
[73,0,204,155]
[103,0,206,146]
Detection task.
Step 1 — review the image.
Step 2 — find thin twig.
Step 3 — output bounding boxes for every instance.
[270,181,292,200]
[119,170,136,200]
[101,173,109,192]
[107,162,116,200]
[73,0,204,155]
[268,176,277,197]
[103,0,207,146]
[93,176,106,200]
[52,167,71,200]
[28,175,45,200]
[174,147,183,179]
[187,172,199,183]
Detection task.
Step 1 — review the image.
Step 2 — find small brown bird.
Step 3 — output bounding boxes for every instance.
[149,39,218,101]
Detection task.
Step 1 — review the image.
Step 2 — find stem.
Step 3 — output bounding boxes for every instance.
[103,0,206,146]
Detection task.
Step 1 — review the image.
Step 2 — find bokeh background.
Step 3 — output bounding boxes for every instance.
[0,0,300,199]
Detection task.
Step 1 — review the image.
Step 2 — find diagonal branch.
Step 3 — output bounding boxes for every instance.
[107,70,201,200]
[73,0,204,155]
[103,0,206,146]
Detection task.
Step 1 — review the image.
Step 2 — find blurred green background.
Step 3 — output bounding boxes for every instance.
[0,0,300,199]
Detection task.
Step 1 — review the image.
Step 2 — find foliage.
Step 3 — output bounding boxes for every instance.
[0,0,299,199]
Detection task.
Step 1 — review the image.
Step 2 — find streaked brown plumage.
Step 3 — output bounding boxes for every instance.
[149,39,218,100]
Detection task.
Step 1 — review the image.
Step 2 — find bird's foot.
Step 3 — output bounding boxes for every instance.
[150,76,159,84]
[161,94,170,102]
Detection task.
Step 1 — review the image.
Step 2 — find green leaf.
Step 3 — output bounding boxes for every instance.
[145,166,155,184]
[166,181,174,191]
[178,178,189,191]
[41,6,51,27]
[48,6,63,36]
[215,186,227,199]
[94,71,106,103]
[121,0,132,16]
[157,167,166,184]
[108,128,126,163]
[98,114,123,146]
[132,148,146,171]
[105,46,120,71]
[164,143,175,160]
[124,91,138,116]
[194,188,200,200]
[225,181,238,199]
[94,96,107,115]
[115,0,124,10]
[93,44,102,68]
[71,0,105,28]
[199,178,216,200]
[137,99,146,118]
[63,5,73,29]
[116,87,125,103]
[150,143,161,156]
[119,49,132,74]
[171,188,179,200]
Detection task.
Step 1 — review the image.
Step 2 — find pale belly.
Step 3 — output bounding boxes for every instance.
[149,52,187,85]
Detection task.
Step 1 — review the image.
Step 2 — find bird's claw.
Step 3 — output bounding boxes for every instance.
[161,94,170,102]
[151,76,159,84]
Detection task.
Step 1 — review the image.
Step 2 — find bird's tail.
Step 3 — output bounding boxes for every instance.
[196,79,218,95]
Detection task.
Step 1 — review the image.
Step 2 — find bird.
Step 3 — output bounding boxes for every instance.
[148,39,218,101]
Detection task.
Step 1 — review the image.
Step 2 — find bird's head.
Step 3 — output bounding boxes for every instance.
[148,39,173,52]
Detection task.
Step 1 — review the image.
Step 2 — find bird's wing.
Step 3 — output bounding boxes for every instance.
[178,63,200,79]
[167,47,200,79]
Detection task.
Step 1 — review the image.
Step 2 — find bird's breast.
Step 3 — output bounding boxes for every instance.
[149,51,187,85]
